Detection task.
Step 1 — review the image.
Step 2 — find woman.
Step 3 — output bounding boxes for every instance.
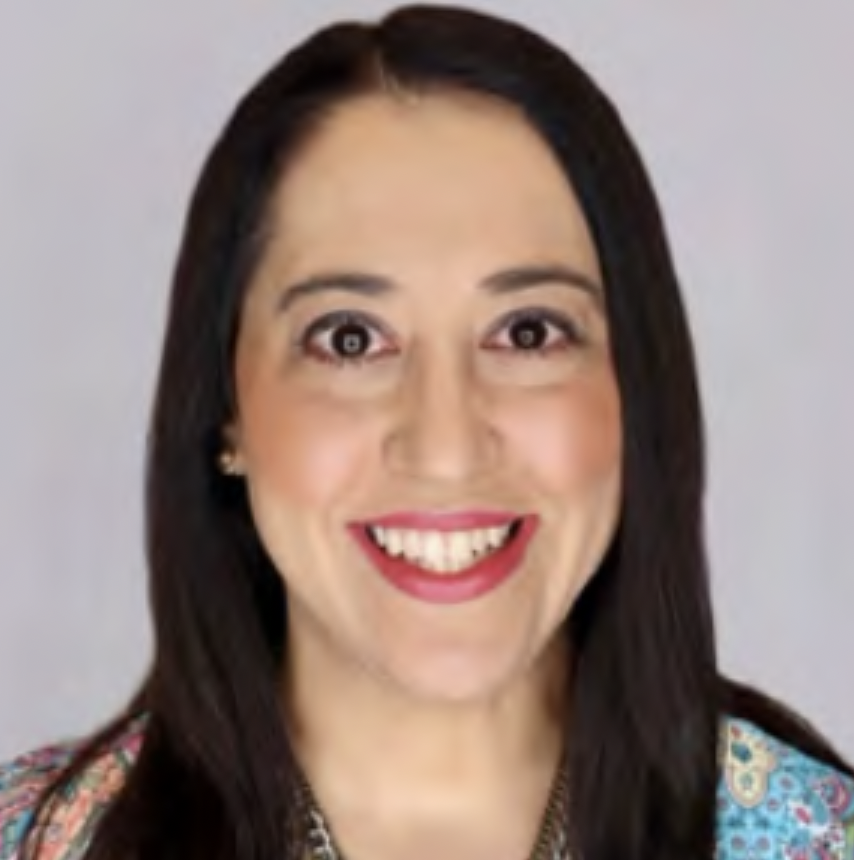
[1,5,851,860]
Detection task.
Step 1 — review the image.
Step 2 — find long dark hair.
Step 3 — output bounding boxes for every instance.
[23,6,852,860]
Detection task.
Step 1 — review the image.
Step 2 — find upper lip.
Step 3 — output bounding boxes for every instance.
[355,510,524,531]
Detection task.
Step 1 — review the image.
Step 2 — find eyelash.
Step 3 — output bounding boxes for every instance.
[296,308,587,368]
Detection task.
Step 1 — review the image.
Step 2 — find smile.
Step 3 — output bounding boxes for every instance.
[348,512,539,605]
[366,521,520,574]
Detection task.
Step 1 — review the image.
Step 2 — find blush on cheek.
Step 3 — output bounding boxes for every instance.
[243,392,374,508]
[509,382,621,495]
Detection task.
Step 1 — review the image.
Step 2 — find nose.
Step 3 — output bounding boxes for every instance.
[383,349,501,482]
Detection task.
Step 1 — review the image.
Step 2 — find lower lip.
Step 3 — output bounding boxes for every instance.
[348,516,539,605]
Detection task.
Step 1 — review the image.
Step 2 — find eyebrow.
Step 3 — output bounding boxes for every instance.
[275,263,603,314]
[483,264,602,303]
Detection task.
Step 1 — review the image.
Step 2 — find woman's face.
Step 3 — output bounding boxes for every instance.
[231,92,622,702]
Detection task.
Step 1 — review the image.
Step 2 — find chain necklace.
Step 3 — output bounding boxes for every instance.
[297,754,571,860]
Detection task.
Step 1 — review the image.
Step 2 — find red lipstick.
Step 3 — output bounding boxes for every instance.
[348,512,539,605]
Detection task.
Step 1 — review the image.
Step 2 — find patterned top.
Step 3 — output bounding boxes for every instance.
[0,717,852,859]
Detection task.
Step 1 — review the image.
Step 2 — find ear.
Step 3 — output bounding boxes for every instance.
[219,422,247,476]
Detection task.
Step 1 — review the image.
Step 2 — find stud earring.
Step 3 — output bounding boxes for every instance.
[218,449,240,476]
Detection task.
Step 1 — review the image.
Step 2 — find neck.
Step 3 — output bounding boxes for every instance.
[283,618,568,857]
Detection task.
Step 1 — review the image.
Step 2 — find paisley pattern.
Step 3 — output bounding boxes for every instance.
[0,725,143,860]
[717,720,854,859]
[1,717,852,859]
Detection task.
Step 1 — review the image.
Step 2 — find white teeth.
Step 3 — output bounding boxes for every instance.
[403,530,421,560]
[487,527,506,548]
[367,523,516,574]
[449,532,471,569]
[471,529,488,555]
[422,532,444,570]
[386,529,403,557]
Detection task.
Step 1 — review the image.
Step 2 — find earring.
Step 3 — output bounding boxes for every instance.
[218,449,240,476]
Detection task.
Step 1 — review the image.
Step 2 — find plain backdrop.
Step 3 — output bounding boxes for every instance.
[1,1,852,760]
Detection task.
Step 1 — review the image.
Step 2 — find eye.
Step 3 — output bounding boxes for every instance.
[298,311,396,366]
[483,308,586,356]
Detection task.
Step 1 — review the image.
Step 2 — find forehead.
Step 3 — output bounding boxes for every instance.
[261,91,601,282]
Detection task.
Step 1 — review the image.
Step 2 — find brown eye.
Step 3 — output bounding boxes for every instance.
[484,308,586,356]
[332,322,371,358]
[509,317,549,350]
[299,311,398,367]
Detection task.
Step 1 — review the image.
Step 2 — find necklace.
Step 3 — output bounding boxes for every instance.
[297,755,571,860]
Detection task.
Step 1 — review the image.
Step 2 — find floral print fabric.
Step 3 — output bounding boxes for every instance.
[0,726,142,860]
[1,717,852,859]
[717,720,854,858]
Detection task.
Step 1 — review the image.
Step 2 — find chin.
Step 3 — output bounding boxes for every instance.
[373,638,551,705]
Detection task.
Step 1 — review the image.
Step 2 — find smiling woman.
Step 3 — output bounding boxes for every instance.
[1,5,852,860]
[228,93,621,709]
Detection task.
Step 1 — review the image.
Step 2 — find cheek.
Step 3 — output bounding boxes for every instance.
[240,382,372,510]
[503,375,621,497]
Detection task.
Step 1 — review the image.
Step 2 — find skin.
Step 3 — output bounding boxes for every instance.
[230,91,622,860]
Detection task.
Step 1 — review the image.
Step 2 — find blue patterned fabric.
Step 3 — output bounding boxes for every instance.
[1,716,852,858]
[717,719,854,858]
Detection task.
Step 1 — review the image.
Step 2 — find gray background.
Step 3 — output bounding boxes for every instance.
[1,1,851,760]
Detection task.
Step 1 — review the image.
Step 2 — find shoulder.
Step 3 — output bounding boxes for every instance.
[0,740,79,859]
[717,716,854,859]
[0,719,144,860]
